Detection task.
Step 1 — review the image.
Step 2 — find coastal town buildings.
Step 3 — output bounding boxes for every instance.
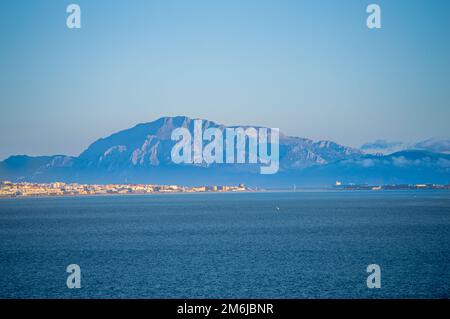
[0,181,248,198]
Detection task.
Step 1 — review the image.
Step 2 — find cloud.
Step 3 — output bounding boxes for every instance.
[360,159,375,167]
[391,156,410,167]
[361,139,403,150]
[414,138,450,154]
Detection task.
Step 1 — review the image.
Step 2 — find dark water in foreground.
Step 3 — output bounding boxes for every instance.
[0,191,449,298]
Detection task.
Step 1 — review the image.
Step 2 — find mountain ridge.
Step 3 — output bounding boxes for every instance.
[1,116,449,186]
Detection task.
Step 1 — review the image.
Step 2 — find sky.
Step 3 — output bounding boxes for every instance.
[0,0,449,160]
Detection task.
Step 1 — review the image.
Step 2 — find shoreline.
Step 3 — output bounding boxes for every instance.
[1,187,449,200]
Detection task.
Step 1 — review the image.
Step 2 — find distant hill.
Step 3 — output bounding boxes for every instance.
[361,138,450,155]
[1,116,450,187]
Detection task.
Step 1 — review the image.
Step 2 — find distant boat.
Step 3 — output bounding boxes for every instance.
[275,206,280,212]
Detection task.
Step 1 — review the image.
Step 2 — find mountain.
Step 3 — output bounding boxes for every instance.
[1,116,450,187]
[360,139,407,155]
[361,138,450,155]
[296,150,450,186]
[77,116,362,170]
[0,155,74,181]
[414,138,450,154]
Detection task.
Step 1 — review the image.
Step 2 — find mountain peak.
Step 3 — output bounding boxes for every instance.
[4,116,447,186]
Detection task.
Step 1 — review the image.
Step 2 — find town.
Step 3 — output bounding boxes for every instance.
[0,181,248,198]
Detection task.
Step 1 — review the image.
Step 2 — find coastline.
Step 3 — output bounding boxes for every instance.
[1,187,449,200]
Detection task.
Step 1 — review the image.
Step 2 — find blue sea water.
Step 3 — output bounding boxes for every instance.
[0,191,449,298]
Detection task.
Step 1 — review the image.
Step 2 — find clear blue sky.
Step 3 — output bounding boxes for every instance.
[1,0,449,159]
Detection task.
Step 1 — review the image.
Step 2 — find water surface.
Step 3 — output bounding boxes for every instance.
[0,191,449,298]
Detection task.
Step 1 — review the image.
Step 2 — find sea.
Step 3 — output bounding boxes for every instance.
[0,190,449,298]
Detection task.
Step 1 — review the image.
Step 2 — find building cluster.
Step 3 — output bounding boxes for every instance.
[0,181,248,198]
